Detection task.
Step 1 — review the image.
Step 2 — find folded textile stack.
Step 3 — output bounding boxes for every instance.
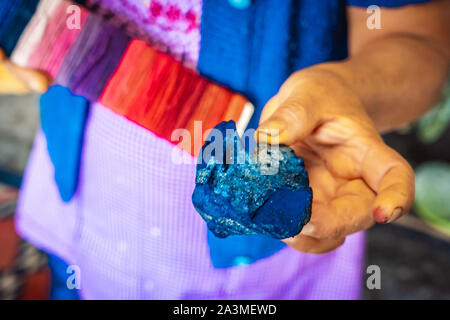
[10,0,62,67]
[4,0,252,201]
[100,39,251,156]
[56,14,130,101]
[26,1,89,78]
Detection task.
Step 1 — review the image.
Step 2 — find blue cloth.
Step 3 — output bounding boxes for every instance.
[207,231,285,268]
[40,85,90,202]
[0,0,39,56]
[47,254,81,300]
[198,0,429,267]
[0,1,21,31]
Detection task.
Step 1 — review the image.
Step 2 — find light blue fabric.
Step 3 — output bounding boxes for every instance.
[228,0,252,9]
[40,85,90,202]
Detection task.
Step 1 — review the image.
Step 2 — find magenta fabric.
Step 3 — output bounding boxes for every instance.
[16,102,365,299]
[84,0,201,68]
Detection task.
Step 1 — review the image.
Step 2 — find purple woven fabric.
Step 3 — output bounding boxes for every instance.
[17,102,365,299]
[55,14,130,101]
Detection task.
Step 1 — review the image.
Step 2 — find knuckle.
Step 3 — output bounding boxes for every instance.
[279,102,304,124]
[329,227,346,239]
[313,223,343,240]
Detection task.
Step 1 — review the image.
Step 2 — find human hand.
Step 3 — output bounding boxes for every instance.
[256,69,414,253]
[0,49,51,94]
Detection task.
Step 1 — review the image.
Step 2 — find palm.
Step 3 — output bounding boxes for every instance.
[257,87,414,253]
[289,121,376,241]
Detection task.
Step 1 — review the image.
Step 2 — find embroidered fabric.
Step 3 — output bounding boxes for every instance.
[84,0,201,67]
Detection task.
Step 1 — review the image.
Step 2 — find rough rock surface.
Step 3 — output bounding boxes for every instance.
[192,121,313,239]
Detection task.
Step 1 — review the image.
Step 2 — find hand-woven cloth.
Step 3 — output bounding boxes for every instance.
[26,0,89,78]
[10,0,62,67]
[55,14,131,101]
[99,38,248,156]
[80,0,202,68]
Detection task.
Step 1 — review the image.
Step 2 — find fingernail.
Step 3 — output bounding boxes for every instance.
[255,129,269,139]
[388,207,403,223]
[257,128,280,138]
[258,120,283,135]
[373,206,388,224]
[301,224,315,235]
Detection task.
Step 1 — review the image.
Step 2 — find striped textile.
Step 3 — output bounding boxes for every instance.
[10,0,62,67]
[26,0,89,78]
[11,0,250,203]
[99,39,249,156]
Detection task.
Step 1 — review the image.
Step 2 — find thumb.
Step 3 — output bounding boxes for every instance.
[256,97,320,145]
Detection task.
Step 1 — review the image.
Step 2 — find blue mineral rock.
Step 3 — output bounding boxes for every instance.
[192,120,313,239]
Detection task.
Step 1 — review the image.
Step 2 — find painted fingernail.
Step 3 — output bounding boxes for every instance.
[373,206,388,224]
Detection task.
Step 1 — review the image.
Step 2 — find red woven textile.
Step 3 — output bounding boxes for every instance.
[100,39,248,156]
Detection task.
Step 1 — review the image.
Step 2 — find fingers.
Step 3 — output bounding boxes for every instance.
[303,156,338,202]
[283,179,374,254]
[283,234,345,254]
[307,117,380,180]
[315,144,365,180]
[372,163,414,223]
[302,179,376,239]
[256,96,320,146]
[5,62,52,93]
[362,144,415,224]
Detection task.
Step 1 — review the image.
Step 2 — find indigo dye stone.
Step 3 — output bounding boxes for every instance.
[192,120,313,239]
